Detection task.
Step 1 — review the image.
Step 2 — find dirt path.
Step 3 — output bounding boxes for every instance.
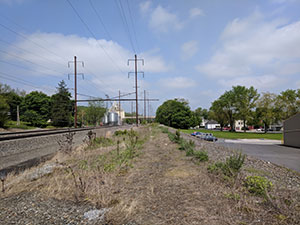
[107,129,242,225]
[1,126,298,224]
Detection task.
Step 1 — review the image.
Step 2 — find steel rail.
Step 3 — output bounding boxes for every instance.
[0,126,104,141]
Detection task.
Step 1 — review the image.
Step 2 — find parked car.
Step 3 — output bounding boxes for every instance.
[191,131,201,136]
[204,133,218,142]
[195,133,202,138]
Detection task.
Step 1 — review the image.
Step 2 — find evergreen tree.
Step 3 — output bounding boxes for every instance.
[21,91,51,127]
[51,80,72,127]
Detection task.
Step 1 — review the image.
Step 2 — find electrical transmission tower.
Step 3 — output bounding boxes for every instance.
[128,54,144,126]
[68,56,84,128]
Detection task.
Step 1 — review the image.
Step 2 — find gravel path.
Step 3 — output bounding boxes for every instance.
[0,126,299,225]
[0,192,101,224]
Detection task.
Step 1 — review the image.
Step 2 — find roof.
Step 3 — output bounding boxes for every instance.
[205,120,219,125]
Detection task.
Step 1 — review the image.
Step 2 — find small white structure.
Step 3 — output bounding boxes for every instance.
[235,120,246,131]
[205,120,220,130]
[200,118,208,127]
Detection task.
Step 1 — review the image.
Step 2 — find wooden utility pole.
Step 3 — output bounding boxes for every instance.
[128,54,144,126]
[74,56,77,128]
[16,105,20,126]
[148,91,150,122]
[68,56,84,128]
[119,90,121,125]
[144,90,146,121]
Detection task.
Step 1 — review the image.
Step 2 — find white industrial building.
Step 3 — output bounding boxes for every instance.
[109,102,125,124]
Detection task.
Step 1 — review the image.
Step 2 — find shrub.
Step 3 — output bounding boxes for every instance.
[185,148,194,156]
[245,176,273,196]
[179,139,194,150]
[114,129,127,136]
[207,152,245,177]
[168,132,176,142]
[175,130,181,142]
[194,151,209,162]
[226,152,246,173]
[207,162,224,173]
[160,127,169,133]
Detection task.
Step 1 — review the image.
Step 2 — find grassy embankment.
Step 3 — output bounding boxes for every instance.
[180,129,282,140]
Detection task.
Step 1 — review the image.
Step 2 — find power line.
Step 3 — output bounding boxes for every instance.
[0,49,65,76]
[65,0,126,75]
[0,72,56,93]
[126,0,141,54]
[0,38,67,68]
[0,22,67,63]
[0,59,65,78]
[0,50,64,76]
[115,0,136,53]
[88,0,112,41]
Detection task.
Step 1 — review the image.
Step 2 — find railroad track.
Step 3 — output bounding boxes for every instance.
[0,126,105,141]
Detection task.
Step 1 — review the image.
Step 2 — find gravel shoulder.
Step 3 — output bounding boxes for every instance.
[0,125,299,225]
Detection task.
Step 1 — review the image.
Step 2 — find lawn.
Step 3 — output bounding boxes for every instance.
[180,129,283,140]
[5,121,36,130]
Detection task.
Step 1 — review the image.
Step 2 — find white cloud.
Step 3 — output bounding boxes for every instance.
[196,10,300,90]
[158,77,196,89]
[181,40,198,60]
[149,5,183,33]
[139,1,151,14]
[218,75,286,91]
[269,0,296,4]
[1,32,170,96]
[189,8,205,18]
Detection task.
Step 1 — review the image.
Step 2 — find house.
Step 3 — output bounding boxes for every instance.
[235,120,246,131]
[283,113,300,148]
[205,120,220,130]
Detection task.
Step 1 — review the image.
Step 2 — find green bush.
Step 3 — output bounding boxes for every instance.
[89,136,113,148]
[179,139,194,150]
[207,152,245,177]
[175,130,181,142]
[194,151,209,162]
[185,148,194,156]
[226,152,245,173]
[207,162,224,173]
[159,126,169,133]
[114,129,128,136]
[245,176,273,196]
[168,132,176,142]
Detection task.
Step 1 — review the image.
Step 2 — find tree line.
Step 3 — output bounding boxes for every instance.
[0,81,106,128]
[156,86,300,131]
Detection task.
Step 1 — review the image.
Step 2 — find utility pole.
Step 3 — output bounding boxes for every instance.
[128,54,144,126]
[119,90,121,125]
[16,105,20,126]
[144,90,146,121]
[147,91,150,122]
[68,56,84,128]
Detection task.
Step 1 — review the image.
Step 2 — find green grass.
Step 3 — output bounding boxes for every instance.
[180,129,282,140]
[5,120,36,130]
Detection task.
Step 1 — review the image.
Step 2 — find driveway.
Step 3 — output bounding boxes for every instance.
[216,139,300,173]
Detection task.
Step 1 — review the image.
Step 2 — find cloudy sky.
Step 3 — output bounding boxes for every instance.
[0,0,300,115]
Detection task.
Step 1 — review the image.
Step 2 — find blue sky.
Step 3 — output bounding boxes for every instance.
[0,0,300,115]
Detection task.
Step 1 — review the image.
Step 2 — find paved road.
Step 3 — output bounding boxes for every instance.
[216,140,300,173]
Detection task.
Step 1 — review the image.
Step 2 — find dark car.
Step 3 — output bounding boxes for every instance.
[204,133,218,142]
